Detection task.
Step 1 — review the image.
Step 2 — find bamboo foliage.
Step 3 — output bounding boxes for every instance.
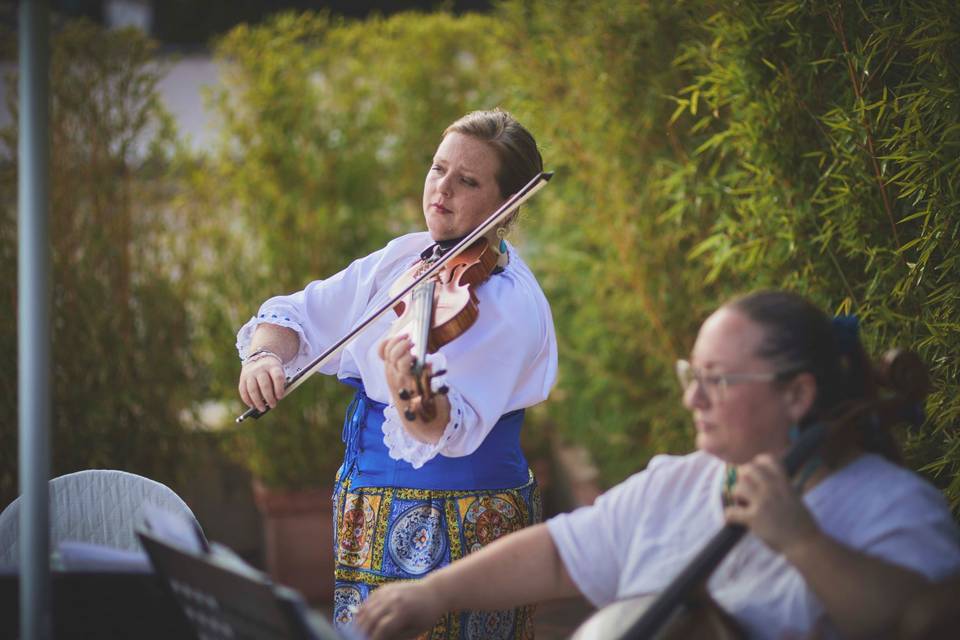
[666,0,960,506]
[497,0,729,482]
[0,22,196,507]
[506,0,959,509]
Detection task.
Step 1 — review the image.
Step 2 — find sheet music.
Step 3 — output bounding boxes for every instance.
[53,540,152,573]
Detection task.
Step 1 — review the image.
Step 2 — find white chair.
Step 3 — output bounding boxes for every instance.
[0,469,205,566]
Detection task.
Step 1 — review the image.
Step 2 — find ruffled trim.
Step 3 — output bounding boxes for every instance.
[382,353,464,469]
[236,313,314,380]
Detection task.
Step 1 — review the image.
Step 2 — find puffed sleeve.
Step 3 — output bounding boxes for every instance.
[235,234,425,379]
[380,248,558,468]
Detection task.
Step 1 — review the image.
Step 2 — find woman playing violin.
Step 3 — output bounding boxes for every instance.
[236,109,557,637]
[355,290,960,639]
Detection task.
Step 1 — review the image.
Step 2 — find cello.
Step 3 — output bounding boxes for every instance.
[571,348,930,639]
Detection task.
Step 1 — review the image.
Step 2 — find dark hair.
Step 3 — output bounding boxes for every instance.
[726,290,900,463]
[443,108,543,200]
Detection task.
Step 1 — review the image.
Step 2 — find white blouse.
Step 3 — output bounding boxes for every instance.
[236,232,558,469]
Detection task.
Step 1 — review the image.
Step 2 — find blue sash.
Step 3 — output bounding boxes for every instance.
[338,378,528,491]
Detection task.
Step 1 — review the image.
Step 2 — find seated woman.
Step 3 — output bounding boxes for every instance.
[355,290,960,639]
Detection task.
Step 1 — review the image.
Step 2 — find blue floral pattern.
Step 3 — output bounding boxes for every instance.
[387,504,447,576]
[465,609,516,640]
[333,585,364,626]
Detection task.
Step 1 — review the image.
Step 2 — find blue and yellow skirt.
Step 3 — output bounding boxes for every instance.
[332,472,542,639]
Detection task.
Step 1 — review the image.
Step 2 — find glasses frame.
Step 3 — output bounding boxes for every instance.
[675,359,798,403]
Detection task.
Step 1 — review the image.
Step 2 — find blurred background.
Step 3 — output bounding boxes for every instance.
[1,0,958,612]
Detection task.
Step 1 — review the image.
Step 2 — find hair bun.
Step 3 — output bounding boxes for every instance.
[878,348,930,406]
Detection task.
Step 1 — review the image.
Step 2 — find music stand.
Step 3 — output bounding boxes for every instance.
[0,566,192,640]
[138,531,345,640]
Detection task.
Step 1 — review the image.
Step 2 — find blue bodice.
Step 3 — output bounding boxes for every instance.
[338,378,528,491]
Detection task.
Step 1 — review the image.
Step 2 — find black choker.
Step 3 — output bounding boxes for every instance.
[420,236,467,262]
[436,237,465,253]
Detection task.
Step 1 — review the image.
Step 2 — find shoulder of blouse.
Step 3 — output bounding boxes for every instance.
[307,231,433,294]
[350,231,433,277]
[495,246,550,305]
[635,451,722,495]
[382,230,434,255]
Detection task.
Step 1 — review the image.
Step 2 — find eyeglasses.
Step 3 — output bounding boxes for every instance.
[675,359,797,402]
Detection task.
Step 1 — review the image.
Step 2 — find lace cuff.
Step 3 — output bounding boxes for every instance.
[236,313,314,380]
[382,353,466,469]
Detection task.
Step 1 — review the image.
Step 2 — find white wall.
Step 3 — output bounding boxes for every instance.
[0,53,226,155]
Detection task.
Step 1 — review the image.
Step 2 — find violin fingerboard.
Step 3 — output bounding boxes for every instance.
[410,280,436,368]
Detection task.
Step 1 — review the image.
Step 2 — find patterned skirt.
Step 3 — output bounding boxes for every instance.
[332,471,542,639]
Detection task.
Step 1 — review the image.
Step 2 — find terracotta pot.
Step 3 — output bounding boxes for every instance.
[252,481,334,604]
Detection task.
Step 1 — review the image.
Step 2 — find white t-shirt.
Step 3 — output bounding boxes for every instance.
[237,231,558,469]
[547,451,960,639]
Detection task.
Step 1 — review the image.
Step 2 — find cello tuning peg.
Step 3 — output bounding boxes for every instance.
[399,388,412,401]
[434,369,447,376]
[437,385,449,395]
[404,408,417,421]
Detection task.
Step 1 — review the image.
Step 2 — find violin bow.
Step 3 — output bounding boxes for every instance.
[236,171,554,423]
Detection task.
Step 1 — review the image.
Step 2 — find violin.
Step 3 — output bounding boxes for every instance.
[386,236,500,421]
[236,171,553,423]
[571,348,930,640]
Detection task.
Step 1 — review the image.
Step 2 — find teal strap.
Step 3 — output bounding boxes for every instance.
[722,464,737,507]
